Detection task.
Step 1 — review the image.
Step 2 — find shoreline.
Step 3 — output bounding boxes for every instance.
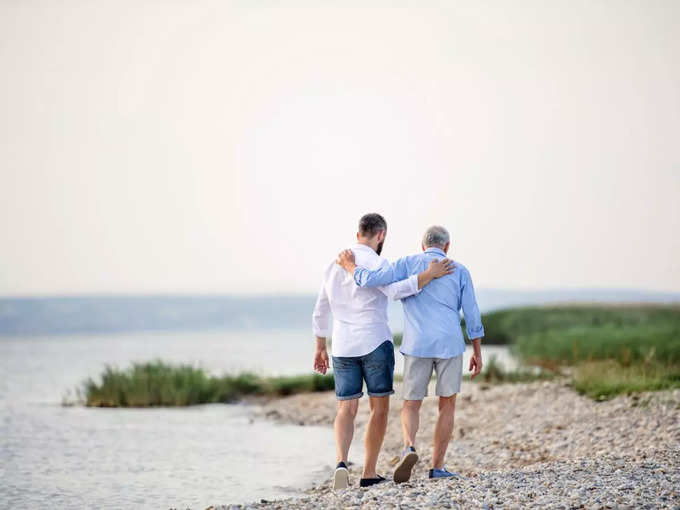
[224,380,679,509]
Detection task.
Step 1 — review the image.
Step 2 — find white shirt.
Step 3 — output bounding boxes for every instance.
[312,243,421,357]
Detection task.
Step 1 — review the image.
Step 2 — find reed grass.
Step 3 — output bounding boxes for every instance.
[78,359,335,407]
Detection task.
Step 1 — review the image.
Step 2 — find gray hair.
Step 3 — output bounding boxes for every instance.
[422,225,450,248]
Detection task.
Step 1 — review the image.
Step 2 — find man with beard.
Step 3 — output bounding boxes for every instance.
[312,213,453,489]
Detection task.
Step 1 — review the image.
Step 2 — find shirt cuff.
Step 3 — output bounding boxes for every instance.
[467,326,484,339]
[408,274,422,294]
[352,267,364,286]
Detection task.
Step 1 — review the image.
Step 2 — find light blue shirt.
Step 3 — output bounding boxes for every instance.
[353,247,484,359]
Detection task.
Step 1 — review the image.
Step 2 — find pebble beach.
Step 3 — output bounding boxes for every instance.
[213,380,679,509]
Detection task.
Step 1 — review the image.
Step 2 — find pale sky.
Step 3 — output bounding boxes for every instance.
[1,0,679,296]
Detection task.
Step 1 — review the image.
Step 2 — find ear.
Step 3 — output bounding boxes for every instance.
[356,232,360,241]
[444,242,450,254]
[378,230,386,242]
[421,243,426,252]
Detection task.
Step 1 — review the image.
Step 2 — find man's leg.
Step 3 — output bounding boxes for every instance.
[360,340,395,482]
[432,394,456,469]
[335,398,359,463]
[362,395,389,478]
[401,399,422,448]
[394,355,431,483]
[431,355,463,471]
[330,352,363,488]
[400,354,432,448]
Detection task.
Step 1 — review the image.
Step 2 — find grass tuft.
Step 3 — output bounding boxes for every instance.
[571,360,680,400]
[77,359,335,407]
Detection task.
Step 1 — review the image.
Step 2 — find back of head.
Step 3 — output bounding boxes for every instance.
[422,225,450,249]
[358,213,387,238]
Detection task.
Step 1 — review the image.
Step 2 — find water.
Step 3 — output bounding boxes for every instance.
[0,330,343,509]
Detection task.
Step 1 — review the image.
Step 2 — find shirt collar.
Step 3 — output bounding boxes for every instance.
[424,247,447,257]
[353,243,375,253]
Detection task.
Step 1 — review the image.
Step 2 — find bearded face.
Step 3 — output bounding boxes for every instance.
[376,240,384,255]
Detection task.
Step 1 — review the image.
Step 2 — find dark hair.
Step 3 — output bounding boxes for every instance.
[358,213,387,238]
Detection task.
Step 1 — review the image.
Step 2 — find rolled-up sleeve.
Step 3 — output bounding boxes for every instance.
[312,280,331,338]
[461,268,484,340]
[379,274,421,301]
[353,257,409,287]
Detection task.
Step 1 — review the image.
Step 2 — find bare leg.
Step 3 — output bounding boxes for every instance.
[334,399,359,463]
[432,394,456,469]
[401,399,422,448]
[362,396,389,478]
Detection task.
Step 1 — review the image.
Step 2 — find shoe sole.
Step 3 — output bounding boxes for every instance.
[393,452,419,483]
[333,468,349,489]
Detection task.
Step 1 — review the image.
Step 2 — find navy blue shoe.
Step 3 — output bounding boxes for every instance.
[359,474,386,487]
[429,467,460,479]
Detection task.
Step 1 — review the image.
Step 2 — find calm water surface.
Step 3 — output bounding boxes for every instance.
[0,330,343,509]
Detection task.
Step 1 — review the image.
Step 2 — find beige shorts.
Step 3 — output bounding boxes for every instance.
[402,354,463,400]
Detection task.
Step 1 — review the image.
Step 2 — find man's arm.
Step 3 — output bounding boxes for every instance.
[336,250,454,289]
[378,273,420,301]
[378,259,457,300]
[340,251,408,287]
[460,267,484,379]
[312,280,330,374]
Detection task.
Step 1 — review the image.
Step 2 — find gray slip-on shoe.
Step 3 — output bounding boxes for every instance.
[393,446,419,483]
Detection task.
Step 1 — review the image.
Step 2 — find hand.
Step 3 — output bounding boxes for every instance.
[314,348,330,375]
[426,258,455,279]
[469,352,483,379]
[336,249,357,273]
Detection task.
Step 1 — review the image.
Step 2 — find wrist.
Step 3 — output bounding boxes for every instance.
[417,270,434,289]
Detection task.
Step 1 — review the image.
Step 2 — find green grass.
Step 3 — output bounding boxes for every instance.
[77,359,335,407]
[571,360,680,400]
[484,304,680,399]
[479,304,680,347]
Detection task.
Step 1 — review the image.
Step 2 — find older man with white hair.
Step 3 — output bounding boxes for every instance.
[336,225,484,483]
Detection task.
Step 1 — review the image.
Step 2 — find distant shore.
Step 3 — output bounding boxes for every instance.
[222,380,679,509]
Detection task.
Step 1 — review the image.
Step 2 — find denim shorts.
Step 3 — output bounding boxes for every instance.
[331,340,395,400]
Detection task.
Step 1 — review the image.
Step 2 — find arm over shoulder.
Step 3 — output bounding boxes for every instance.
[353,256,410,288]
